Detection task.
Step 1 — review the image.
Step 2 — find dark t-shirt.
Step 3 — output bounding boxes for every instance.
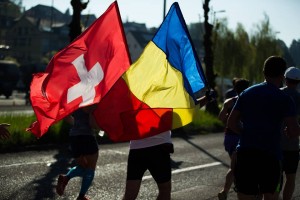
[233,82,296,159]
[70,109,93,136]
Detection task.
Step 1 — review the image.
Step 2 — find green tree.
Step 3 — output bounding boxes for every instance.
[289,39,300,67]
[213,21,252,79]
[213,19,236,78]
[233,24,255,79]
[213,14,281,85]
[250,14,282,83]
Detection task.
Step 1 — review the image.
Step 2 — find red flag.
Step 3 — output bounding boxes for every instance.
[94,78,173,142]
[27,1,131,138]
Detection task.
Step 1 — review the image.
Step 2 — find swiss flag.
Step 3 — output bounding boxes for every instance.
[27,1,131,138]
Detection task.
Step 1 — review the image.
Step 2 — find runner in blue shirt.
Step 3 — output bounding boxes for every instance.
[227,56,300,200]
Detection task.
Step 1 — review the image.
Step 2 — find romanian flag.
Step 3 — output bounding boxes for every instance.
[94,2,208,141]
[27,1,131,137]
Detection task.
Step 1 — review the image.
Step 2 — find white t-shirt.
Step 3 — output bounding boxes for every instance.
[129,130,172,150]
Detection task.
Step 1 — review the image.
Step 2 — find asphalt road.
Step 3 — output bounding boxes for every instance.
[0,92,300,200]
[0,133,300,200]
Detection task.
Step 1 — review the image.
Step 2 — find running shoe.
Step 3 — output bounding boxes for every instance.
[76,195,89,200]
[56,174,69,196]
[218,191,227,200]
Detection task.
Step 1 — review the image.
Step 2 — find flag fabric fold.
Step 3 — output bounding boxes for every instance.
[27,1,131,138]
[94,2,208,141]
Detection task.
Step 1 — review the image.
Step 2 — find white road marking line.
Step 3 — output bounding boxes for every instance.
[0,150,127,168]
[142,162,222,181]
[100,149,127,155]
[0,160,57,168]
[0,158,222,177]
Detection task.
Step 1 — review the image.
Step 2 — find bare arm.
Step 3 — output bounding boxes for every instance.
[218,99,233,124]
[196,90,217,108]
[227,109,242,134]
[196,96,209,108]
[284,116,300,138]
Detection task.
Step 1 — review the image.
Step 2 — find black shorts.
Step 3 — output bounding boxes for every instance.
[282,150,299,174]
[234,149,281,195]
[69,135,99,158]
[224,134,239,156]
[126,143,173,183]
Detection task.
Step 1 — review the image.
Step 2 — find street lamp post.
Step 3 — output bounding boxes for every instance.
[50,0,54,31]
[163,0,166,19]
[213,10,226,25]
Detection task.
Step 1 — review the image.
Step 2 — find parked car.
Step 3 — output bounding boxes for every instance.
[0,60,20,98]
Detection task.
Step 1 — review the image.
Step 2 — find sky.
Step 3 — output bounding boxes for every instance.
[22,0,300,47]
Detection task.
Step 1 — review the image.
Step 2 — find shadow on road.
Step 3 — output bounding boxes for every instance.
[182,136,229,168]
[173,128,229,168]
[6,145,73,200]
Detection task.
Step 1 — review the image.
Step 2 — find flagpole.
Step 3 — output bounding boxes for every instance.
[163,0,166,19]
[50,0,54,31]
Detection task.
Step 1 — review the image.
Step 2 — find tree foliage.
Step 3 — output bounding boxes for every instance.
[213,14,282,84]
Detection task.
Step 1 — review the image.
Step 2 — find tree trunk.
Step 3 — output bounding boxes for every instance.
[203,0,219,115]
[69,0,89,42]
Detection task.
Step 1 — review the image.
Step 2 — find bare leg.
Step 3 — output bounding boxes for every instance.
[157,180,171,200]
[123,180,142,200]
[82,151,99,170]
[263,192,279,200]
[222,168,234,192]
[219,152,237,199]
[283,173,296,200]
[237,192,260,200]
